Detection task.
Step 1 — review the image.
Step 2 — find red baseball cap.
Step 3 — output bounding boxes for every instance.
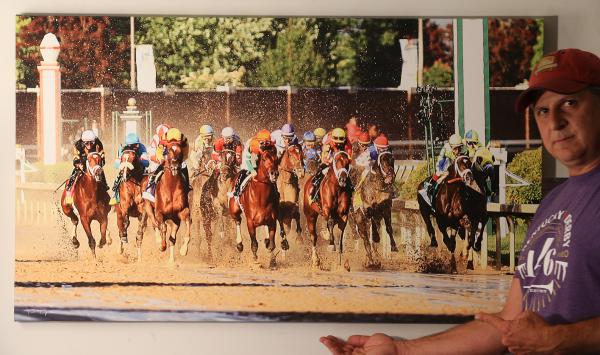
[515,48,600,113]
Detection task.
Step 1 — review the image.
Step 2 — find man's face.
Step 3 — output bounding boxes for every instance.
[368,125,379,139]
[466,140,477,150]
[84,141,94,150]
[224,137,233,144]
[305,141,315,149]
[533,89,600,174]
[203,136,213,145]
[452,146,460,156]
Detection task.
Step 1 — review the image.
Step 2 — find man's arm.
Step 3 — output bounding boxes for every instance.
[553,317,600,353]
[396,277,522,354]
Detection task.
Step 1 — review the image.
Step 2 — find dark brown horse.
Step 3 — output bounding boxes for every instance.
[417,155,488,273]
[155,142,191,263]
[303,150,352,267]
[352,150,397,268]
[114,150,148,259]
[229,147,280,267]
[200,149,238,261]
[60,152,111,258]
[277,144,304,244]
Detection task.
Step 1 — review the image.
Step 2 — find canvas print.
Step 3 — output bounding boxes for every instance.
[15,15,544,321]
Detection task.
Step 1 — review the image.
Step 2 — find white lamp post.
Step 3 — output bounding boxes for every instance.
[37,33,62,165]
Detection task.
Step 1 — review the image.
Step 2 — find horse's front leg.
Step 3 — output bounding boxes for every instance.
[268,220,278,268]
[80,216,96,259]
[247,222,259,262]
[383,206,398,252]
[167,220,180,264]
[179,209,191,256]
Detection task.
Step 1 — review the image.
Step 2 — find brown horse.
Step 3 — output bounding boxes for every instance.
[229,147,280,267]
[114,150,148,259]
[155,142,191,263]
[190,153,217,249]
[277,144,304,244]
[60,152,111,258]
[417,155,488,273]
[303,150,352,267]
[200,149,238,261]
[352,150,397,268]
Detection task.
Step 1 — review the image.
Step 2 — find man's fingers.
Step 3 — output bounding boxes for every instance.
[346,335,370,346]
[320,335,347,355]
[476,312,510,333]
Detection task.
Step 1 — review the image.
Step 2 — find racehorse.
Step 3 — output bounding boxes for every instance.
[190,153,217,250]
[114,150,148,259]
[352,150,397,268]
[200,149,237,261]
[154,142,191,263]
[277,144,304,242]
[417,155,488,273]
[60,152,111,258]
[303,151,352,268]
[229,146,280,267]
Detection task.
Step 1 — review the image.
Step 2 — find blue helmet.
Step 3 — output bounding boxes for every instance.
[303,131,316,142]
[281,123,295,137]
[125,133,140,145]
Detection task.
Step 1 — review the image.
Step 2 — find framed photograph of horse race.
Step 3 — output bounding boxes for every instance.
[15,15,545,322]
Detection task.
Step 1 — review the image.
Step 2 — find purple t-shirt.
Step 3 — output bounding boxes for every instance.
[516,162,600,325]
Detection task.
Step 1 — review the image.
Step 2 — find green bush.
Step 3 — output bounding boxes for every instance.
[398,161,431,201]
[506,147,542,204]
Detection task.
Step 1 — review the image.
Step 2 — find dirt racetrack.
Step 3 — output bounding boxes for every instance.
[15,187,511,322]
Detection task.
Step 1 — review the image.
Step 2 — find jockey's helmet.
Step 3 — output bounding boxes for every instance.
[221,126,234,139]
[281,123,295,137]
[150,134,160,148]
[358,132,371,145]
[449,133,463,148]
[256,129,271,142]
[374,135,389,149]
[314,127,326,140]
[465,129,480,145]
[303,131,316,142]
[331,128,346,144]
[156,124,170,139]
[125,133,140,145]
[166,128,183,142]
[199,125,214,137]
[81,130,96,143]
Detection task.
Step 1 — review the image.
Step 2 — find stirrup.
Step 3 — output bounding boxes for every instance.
[109,197,119,206]
[64,194,74,205]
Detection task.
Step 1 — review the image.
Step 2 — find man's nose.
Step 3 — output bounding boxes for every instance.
[547,109,568,131]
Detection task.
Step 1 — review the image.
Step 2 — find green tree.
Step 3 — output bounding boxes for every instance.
[252,18,329,87]
[423,59,453,87]
[136,16,275,87]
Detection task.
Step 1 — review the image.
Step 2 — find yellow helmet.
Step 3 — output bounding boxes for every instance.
[449,133,463,148]
[166,128,183,142]
[331,128,346,144]
[199,124,214,137]
[314,127,326,139]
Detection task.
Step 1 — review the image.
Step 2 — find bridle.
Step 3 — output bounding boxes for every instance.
[332,150,351,187]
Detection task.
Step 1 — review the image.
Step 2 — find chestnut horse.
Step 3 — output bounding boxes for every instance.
[200,149,238,261]
[303,150,352,267]
[277,144,304,243]
[114,150,148,259]
[352,151,397,268]
[155,142,191,263]
[229,147,280,267]
[60,152,111,258]
[417,155,488,273]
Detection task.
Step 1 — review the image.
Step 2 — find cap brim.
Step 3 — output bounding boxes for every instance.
[515,79,589,113]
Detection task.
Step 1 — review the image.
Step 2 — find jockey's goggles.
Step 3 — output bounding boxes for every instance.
[84,141,94,147]
[332,135,345,143]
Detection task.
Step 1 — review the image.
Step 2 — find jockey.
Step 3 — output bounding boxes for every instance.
[352,132,373,169]
[142,127,191,202]
[427,133,468,199]
[189,124,216,176]
[233,129,274,197]
[310,127,353,202]
[281,123,300,147]
[369,134,391,162]
[313,127,326,153]
[465,129,496,197]
[64,130,108,205]
[213,126,243,166]
[345,117,362,145]
[109,133,149,206]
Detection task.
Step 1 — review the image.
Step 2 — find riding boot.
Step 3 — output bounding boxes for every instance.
[233,170,248,197]
[100,171,110,191]
[64,168,80,205]
[182,165,192,191]
[310,164,326,202]
[109,171,123,206]
[427,179,438,202]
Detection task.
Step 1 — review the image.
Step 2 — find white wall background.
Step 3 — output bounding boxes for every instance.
[1,1,599,354]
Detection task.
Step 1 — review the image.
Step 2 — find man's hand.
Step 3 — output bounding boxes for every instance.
[320,333,400,355]
[476,311,562,354]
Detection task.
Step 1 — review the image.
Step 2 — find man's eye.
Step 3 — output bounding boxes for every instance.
[535,108,548,116]
[564,99,577,107]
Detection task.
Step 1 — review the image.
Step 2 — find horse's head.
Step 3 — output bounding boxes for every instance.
[332,151,351,188]
[166,143,183,176]
[259,147,279,183]
[375,151,395,185]
[219,149,237,181]
[453,155,474,185]
[86,152,103,182]
[282,145,305,179]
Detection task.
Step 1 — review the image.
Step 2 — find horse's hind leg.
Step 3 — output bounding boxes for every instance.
[98,216,108,249]
[80,217,96,259]
[326,218,336,252]
[63,207,80,249]
[179,210,191,257]
[383,208,398,252]
[305,212,320,268]
[167,220,179,264]
[135,212,147,262]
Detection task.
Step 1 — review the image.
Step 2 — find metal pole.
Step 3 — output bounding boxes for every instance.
[287,85,292,124]
[100,86,106,133]
[417,18,424,87]
[130,16,136,91]
[225,89,230,125]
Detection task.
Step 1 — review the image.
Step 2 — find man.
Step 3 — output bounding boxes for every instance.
[426,133,467,201]
[189,124,215,177]
[310,127,353,203]
[64,129,109,205]
[465,129,497,198]
[232,129,274,197]
[321,48,600,354]
[109,133,149,206]
[213,126,243,166]
[345,116,362,145]
[314,127,326,153]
